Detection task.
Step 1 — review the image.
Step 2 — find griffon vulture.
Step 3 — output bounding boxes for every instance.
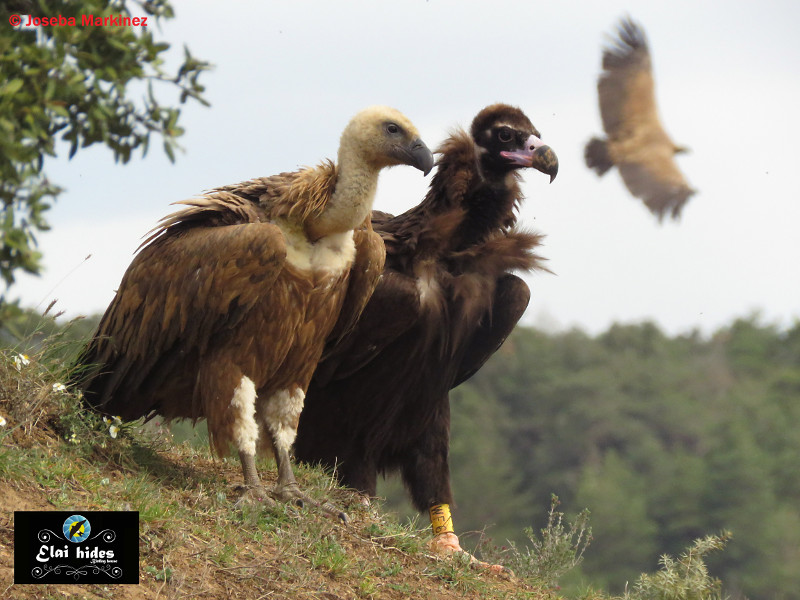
[585,17,695,221]
[295,104,558,563]
[77,106,434,520]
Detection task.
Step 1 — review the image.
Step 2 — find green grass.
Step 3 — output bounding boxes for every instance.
[1,334,730,600]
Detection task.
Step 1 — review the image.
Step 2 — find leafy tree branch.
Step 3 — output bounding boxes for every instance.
[0,0,210,319]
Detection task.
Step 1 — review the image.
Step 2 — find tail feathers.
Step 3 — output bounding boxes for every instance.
[584,137,614,176]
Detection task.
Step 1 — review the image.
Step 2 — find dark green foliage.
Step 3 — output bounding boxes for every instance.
[0,0,209,309]
[624,533,730,600]
[575,451,658,590]
[444,316,800,599]
[480,495,592,590]
[448,382,528,545]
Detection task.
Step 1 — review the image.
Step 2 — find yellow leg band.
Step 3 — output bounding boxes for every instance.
[429,503,454,535]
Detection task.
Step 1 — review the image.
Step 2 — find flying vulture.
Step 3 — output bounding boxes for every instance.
[76,106,434,520]
[585,17,695,221]
[295,104,558,564]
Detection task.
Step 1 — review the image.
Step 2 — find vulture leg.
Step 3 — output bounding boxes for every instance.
[452,274,530,388]
[235,450,277,509]
[418,274,527,577]
[401,400,453,513]
[227,376,276,509]
[261,388,348,523]
[406,409,512,577]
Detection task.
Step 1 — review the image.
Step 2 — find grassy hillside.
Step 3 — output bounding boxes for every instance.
[0,346,570,600]
[0,335,728,600]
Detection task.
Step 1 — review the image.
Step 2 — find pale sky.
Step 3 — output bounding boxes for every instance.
[11,0,800,336]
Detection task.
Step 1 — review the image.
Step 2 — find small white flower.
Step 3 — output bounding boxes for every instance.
[100,478,110,485]
[102,416,121,438]
[13,354,30,371]
[68,432,79,444]
[52,382,67,393]
[0,415,7,427]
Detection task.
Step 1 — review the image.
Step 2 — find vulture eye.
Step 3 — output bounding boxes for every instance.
[385,123,401,135]
[497,128,513,143]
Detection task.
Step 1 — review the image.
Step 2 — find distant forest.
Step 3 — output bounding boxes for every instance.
[3,310,798,599]
[408,317,799,599]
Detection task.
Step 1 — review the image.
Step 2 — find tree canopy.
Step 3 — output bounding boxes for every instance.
[0,0,209,320]
[379,316,800,599]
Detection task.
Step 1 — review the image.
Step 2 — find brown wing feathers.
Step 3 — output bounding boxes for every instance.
[585,17,696,221]
[143,161,338,247]
[77,106,434,522]
[77,159,344,422]
[82,218,287,419]
[213,160,339,223]
[325,225,386,345]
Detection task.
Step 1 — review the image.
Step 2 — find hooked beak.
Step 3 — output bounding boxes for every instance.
[409,138,435,175]
[500,134,559,183]
[394,137,434,176]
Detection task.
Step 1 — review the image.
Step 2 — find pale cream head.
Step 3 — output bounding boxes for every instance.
[337,105,433,174]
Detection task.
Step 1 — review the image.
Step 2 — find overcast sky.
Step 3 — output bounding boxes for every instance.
[11,0,800,336]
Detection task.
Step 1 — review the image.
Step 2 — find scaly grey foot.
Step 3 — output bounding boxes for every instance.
[270,483,349,524]
[234,484,278,509]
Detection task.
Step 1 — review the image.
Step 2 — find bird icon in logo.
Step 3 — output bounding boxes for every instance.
[69,519,87,539]
[62,515,91,543]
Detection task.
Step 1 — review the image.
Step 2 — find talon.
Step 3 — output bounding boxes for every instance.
[270,483,348,523]
[235,485,277,509]
[270,482,303,504]
[321,502,349,524]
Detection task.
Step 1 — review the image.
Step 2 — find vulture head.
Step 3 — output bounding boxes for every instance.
[337,105,434,175]
[470,103,559,182]
[309,105,434,239]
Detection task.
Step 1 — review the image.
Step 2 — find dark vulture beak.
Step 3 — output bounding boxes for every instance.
[397,138,435,176]
[501,134,559,183]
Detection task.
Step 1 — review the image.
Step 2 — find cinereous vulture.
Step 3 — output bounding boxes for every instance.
[295,104,557,567]
[76,106,434,520]
[585,17,696,221]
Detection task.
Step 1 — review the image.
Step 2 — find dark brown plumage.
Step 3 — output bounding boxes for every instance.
[585,17,696,221]
[295,104,558,559]
[76,106,433,520]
